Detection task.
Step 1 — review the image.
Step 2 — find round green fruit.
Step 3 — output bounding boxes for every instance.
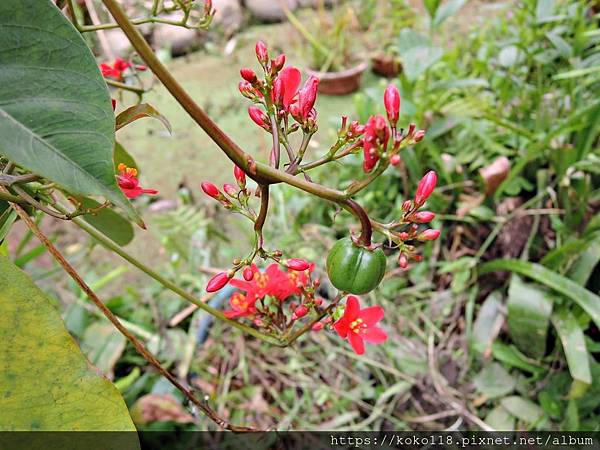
[326,238,386,295]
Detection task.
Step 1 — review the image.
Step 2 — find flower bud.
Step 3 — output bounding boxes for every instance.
[255,40,268,65]
[398,232,409,241]
[407,123,416,138]
[206,272,230,292]
[271,54,286,73]
[414,129,426,142]
[238,81,255,99]
[348,120,365,137]
[414,211,435,223]
[243,266,254,281]
[417,229,441,241]
[399,253,408,269]
[240,67,257,84]
[402,200,412,212]
[294,305,308,318]
[201,181,220,199]
[273,250,283,257]
[314,298,323,306]
[311,322,324,332]
[384,84,401,127]
[297,76,319,121]
[248,106,270,131]
[234,165,246,188]
[223,183,238,197]
[390,154,401,166]
[285,258,310,271]
[414,170,437,206]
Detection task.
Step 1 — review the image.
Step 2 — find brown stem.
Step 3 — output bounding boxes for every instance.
[254,185,269,248]
[284,294,343,344]
[2,188,255,432]
[344,199,372,246]
[268,113,281,169]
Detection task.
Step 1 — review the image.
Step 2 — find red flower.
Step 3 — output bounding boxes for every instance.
[224,292,257,318]
[100,58,131,81]
[272,67,301,111]
[333,296,387,355]
[230,263,311,302]
[117,164,158,199]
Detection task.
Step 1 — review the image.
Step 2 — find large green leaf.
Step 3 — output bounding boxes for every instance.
[0,256,136,431]
[507,276,553,358]
[0,0,139,224]
[479,259,600,330]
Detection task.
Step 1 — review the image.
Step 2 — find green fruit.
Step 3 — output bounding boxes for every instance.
[326,238,387,295]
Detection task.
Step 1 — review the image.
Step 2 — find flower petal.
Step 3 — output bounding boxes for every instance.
[359,306,385,326]
[279,66,301,109]
[344,296,360,321]
[348,332,365,355]
[333,317,349,338]
[363,326,388,344]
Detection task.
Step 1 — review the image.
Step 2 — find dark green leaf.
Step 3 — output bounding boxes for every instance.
[0,0,139,224]
[114,142,138,173]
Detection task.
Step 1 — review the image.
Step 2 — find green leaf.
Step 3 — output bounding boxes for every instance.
[507,276,553,358]
[0,0,140,224]
[114,142,138,173]
[491,342,546,375]
[77,196,135,246]
[566,236,600,286]
[551,308,592,389]
[471,291,503,355]
[479,259,600,330]
[81,322,126,379]
[0,256,135,431]
[473,363,516,398]
[500,396,545,424]
[485,405,515,431]
[397,29,443,81]
[432,0,468,28]
[115,103,172,133]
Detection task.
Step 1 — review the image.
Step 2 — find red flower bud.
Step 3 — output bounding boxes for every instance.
[311,322,324,332]
[206,272,230,292]
[240,67,257,84]
[414,170,437,206]
[255,40,268,64]
[294,305,308,318]
[223,183,238,197]
[314,298,323,306]
[390,154,401,166]
[399,253,408,269]
[238,81,255,99]
[402,200,412,211]
[297,76,319,121]
[414,129,426,142]
[248,106,270,130]
[201,181,220,199]
[348,120,365,137]
[398,232,409,240]
[234,165,246,188]
[271,54,286,73]
[111,98,117,111]
[384,84,400,127]
[285,258,310,271]
[243,266,254,281]
[407,123,416,138]
[414,211,435,223]
[417,229,441,241]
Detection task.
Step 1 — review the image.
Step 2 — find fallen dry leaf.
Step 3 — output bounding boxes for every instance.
[479,156,510,196]
[130,394,195,425]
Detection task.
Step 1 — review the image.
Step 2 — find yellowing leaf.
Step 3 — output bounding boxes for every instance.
[0,256,136,432]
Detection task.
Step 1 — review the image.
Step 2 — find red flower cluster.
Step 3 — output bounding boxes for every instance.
[116,163,158,199]
[358,84,426,173]
[223,263,313,319]
[100,58,146,81]
[239,41,319,132]
[334,296,387,355]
